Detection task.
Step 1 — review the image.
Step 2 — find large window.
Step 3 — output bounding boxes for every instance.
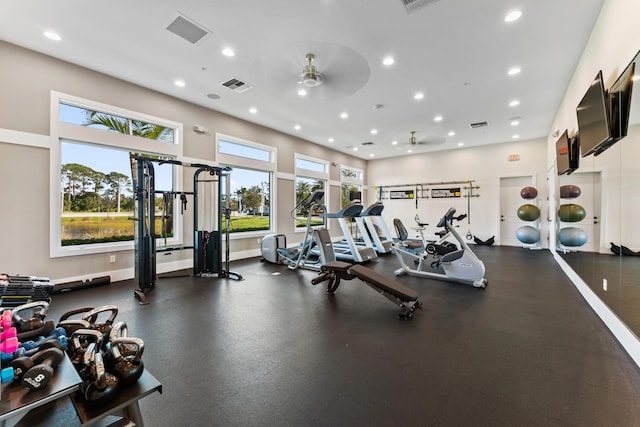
[295,154,329,229]
[340,165,363,207]
[51,92,182,257]
[216,134,275,236]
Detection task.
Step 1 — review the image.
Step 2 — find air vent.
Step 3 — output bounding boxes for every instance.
[401,0,441,14]
[166,13,211,45]
[221,78,253,93]
[361,141,375,146]
[470,121,488,129]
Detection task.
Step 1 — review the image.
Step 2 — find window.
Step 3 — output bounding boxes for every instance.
[51,92,182,257]
[340,165,364,207]
[216,134,275,236]
[295,155,329,229]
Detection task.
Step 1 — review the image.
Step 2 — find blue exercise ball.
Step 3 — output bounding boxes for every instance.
[558,227,588,247]
[516,226,540,244]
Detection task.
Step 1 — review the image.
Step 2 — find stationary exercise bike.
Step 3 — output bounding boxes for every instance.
[392,207,488,288]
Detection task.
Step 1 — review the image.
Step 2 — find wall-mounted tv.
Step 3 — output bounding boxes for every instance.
[556,130,579,175]
[577,71,613,157]
[609,56,636,141]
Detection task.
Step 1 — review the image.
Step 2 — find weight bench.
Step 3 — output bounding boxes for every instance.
[311,261,422,319]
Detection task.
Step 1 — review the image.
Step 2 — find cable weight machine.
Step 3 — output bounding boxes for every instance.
[130,155,242,305]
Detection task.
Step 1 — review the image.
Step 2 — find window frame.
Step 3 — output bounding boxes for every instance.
[340,164,364,207]
[294,154,330,232]
[50,91,183,258]
[216,133,277,239]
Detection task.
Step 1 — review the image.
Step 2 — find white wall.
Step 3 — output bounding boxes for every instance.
[547,0,640,368]
[367,137,547,245]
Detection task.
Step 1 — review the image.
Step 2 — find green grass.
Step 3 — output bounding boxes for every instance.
[61,214,271,245]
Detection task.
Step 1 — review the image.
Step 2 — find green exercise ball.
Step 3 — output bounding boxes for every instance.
[517,204,540,221]
[558,204,586,222]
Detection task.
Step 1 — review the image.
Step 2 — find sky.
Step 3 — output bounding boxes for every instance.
[59,104,261,196]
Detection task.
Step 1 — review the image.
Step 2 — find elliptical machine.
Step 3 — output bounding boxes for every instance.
[260,190,334,271]
[392,207,488,288]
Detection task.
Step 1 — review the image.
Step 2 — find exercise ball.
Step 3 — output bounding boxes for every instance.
[517,204,540,221]
[558,204,586,222]
[558,227,588,247]
[559,184,581,199]
[516,226,540,244]
[520,186,538,199]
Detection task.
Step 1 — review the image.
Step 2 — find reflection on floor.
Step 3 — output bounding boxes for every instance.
[559,249,640,336]
[16,246,640,426]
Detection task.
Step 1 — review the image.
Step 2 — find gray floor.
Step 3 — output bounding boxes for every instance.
[16,246,640,426]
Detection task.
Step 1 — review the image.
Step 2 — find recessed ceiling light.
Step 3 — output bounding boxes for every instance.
[294,124,301,130]
[369,153,375,157]
[632,75,640,81]
[249,107,257,114]
[458,142,464,147]
[340,112,349,119]
[505,10,522,23]
[206,93,220,100]
[407,149,413,153]
[414,92,424,100]
[222,48,235,57]
[391,140,398,145]
[513,134,520,139]
[509,99,520,107]
[508,67,521,76]
[383,56,395,66]
[328,138,334,143]
[174,79,186,87]
[297,88,307,96]
[43,31,61,41]
[370,129,378,135]
[434,115,443,122]
[511,119,520,126]
[448,131,455,137]
[352,147,359,151]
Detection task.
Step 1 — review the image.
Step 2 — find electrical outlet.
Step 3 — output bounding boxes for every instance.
[109,255,116,263]
[603,278,608,291]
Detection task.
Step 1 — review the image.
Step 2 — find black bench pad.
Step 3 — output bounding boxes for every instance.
[348,264,418,302]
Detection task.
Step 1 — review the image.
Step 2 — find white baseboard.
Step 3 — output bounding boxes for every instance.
[553,250,640,369]
[51,251,260,286]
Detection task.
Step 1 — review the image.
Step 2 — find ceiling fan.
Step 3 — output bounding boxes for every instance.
[401,131,446,147]
[247,41,370,102]
[299,53,324,88]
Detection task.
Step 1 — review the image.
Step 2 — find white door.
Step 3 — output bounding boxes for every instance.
[558,171,601,253]
[500,176,534,247]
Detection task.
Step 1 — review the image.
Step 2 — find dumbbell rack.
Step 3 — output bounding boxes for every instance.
[0,274,54,308]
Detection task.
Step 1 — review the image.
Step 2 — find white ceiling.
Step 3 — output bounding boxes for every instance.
[0,0,604,159]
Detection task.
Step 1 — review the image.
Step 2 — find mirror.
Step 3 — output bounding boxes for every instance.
[556,50,640,337]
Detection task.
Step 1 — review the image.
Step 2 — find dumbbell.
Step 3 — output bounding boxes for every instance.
[0,325,17,342]
[0,337,19,354]
[3,347,65,391]
[1,310,13,330]
[109,337,144,386]
[20,328,68,351]
[2,338,64,365]
[12,301,49,333]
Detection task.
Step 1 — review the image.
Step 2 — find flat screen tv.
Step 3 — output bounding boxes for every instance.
[556,130,578,175]
[609,57,636,141]
[577,71,613,157]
